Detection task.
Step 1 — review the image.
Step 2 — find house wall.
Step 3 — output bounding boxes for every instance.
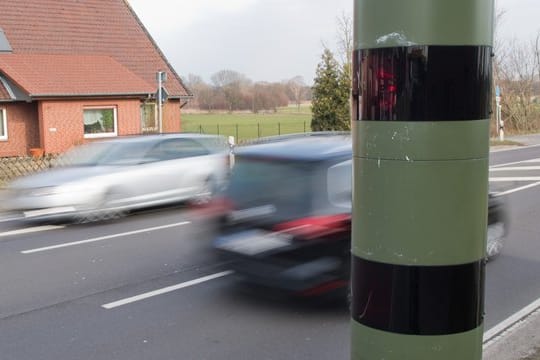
[38,99,143,154]
[163,100,181,133]
[0,99,182,157]
[0,102,39,157]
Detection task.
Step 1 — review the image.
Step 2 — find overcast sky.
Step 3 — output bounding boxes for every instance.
[128,0,539,85]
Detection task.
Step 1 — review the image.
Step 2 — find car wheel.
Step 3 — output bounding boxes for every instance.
[75,189,127,223]
[191,177,215,205]
[486,223,505,260]
[101,188,128,220]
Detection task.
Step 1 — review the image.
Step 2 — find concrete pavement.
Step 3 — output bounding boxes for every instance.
[484,307,540,359]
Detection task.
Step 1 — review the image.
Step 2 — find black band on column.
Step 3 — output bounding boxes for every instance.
[351,256,485,335]
[352,46,492,121]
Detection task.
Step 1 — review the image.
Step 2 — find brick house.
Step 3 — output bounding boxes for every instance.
[0,0,191,157]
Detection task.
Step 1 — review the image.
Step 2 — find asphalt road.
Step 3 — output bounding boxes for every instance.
[0,144,539,360]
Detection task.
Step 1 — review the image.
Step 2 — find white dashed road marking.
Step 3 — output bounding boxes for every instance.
[0,225,65,238]
[101,270,234,309]
[20,221,190,254]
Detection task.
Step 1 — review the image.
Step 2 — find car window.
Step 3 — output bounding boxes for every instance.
[327,159,352,208]
[198,137,228,153]
[59,142,114,166]
[146,139,210,161]
[226,157,314,220]
[59,141,151,166]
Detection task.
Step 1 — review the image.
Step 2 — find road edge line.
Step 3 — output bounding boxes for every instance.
[483,297,540,348]
[20,221,190,254]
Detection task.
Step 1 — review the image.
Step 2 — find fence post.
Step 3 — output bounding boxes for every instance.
[304,121,306,133]
[278,122,281,135]
[199,125,202,134]
[258,123,260,138]
[217,124,220,135]
[236,124,239,142]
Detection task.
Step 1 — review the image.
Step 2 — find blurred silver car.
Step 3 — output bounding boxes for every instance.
[1,134,230,222]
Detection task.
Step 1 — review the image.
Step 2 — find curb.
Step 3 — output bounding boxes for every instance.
[483,305,540,359]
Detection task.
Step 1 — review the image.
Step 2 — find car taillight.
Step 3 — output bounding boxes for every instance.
[273,213,351,240]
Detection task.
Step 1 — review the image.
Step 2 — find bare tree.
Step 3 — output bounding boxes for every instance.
[183,74,205,109]
[287,76,306,110]
[536,32,540,85]
[497,36,540,132]
[251,82,289,113]
[336,11,353,71]
[211,70,251,112]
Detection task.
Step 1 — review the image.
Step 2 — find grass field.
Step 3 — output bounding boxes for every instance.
[181,105,312,142]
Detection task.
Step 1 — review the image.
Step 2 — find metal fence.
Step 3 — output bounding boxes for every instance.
[182,122,309,143]
[0,155,59,186]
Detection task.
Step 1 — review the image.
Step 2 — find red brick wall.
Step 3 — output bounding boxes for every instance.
[0,98,183,157]
[38,99,143,154]
[162,100,181,133]
[0,102,39,157]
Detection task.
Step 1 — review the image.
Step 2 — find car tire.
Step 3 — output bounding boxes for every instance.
[191,177,215,205]
[75,188,127,224]
[486,223,505,260]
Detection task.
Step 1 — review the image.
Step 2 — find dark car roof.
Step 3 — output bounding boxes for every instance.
[236,134,352,161]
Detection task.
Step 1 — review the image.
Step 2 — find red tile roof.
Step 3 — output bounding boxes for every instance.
[0,54,155,97]
[0,0,190,98]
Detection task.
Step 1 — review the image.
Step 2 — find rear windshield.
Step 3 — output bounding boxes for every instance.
[226,157,315,219]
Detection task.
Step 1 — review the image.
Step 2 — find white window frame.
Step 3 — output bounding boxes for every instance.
[0,108,7,141]
[83,106,118,139]
[141,102,158,133]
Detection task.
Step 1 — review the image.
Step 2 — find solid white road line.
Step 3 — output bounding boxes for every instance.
[20,221,190,254]
[101,270,234,309]
[489,177,540,182]
[490,166,540,171]
[491,144,540,153]
[496,181,540,196]
[483,297,540,347]
[0,225,65,238]
[491,158,540,168]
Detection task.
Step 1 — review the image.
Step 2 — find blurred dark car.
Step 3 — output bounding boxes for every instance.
[213,133,507,299]
[1,134,230,223]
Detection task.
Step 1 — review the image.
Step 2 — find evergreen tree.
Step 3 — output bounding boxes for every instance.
[311,48,351,131]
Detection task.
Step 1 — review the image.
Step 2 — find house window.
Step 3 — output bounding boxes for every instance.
[141,103,157,134]
[0,108,7,141]
[83,107,117,138]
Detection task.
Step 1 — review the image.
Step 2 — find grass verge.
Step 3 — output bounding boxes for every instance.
[181,110,312,142]
[490,139,524,147]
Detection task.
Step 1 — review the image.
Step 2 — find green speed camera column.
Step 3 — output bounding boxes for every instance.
[350,0,494,359]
